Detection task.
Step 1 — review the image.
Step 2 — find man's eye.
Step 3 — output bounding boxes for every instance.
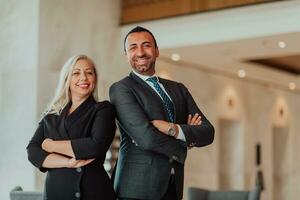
[129,46,136,50]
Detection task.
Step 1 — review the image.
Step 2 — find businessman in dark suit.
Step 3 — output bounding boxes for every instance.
[109,26,215,200]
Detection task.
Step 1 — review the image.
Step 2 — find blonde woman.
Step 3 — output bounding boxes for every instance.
[27,55,116,200]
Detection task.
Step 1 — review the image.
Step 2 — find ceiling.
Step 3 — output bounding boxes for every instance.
[159,31,300,93]
[248,54,300,75]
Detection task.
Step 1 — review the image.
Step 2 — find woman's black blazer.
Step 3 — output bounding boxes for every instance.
[27,96,116,200]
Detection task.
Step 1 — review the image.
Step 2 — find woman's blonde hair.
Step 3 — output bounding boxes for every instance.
[45,54,98,115]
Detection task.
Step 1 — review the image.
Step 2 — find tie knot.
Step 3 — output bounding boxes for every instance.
[147,76,158,83]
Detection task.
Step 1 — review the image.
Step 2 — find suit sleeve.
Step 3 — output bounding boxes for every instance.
[70,102,116,160]
[178,83,215,148]
[26,119,50,172]
[109,82,187,164]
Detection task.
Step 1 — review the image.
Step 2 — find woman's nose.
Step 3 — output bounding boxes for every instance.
[80,72,87,80]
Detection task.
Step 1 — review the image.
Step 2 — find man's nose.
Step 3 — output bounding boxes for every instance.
[136,47,145,57]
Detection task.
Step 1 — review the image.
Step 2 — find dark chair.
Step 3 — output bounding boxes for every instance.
[10,186,43,200]
[188,187,261,200]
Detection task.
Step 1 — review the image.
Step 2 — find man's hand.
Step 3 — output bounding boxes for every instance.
[66,158,95,168]
[151,120,179,138]
[151,114,201,138]
[187,113,202,125]
[151,120,169,134]
[42,138,54,153]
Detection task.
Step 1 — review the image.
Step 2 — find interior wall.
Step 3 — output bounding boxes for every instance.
[0,0,39,199]
[218,119,244,190]
[272,127,291,200]
[156,59,300,200]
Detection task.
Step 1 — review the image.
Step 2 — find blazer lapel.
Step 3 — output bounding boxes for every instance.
[65,96,95,130]
[57,105,71,139]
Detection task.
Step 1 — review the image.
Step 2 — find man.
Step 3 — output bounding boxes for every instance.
[109,26,214,200]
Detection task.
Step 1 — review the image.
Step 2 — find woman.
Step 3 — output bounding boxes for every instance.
[27,55,116,200]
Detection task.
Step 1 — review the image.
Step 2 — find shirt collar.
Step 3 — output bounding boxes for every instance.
[132,70,158,82]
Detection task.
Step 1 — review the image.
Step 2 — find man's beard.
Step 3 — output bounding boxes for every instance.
[135,62,155,73]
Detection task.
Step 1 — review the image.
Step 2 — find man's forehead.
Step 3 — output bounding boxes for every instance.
[126,32,154,44]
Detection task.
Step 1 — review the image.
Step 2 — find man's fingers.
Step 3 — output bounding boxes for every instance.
[187,114,192,124]
[190,113,199,124]
[195,117,202,125]
[188,113,202,125]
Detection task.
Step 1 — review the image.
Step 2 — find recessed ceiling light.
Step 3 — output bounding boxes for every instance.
[278,41,286,48]
[289,82,296,90]
[238,69,246,78]
[171,53,180,61]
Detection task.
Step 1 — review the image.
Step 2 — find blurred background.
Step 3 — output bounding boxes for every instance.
[0,0,300,199]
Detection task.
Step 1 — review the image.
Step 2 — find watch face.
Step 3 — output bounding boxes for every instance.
[168,127,176,136]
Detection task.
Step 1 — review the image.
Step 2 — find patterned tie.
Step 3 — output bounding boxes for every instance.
[147,77,175,122]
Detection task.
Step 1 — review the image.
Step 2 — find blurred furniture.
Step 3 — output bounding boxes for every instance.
[188,186,261,200]
[10,186,43,200]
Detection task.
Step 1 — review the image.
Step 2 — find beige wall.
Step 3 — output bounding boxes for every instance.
[155,59,300,200]
[0,0,39,199]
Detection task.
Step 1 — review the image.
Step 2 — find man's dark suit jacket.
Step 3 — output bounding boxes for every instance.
[27,96,116,200]
[109,72,215,200]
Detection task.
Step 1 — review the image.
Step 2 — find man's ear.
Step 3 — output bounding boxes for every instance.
[156,47,159,57]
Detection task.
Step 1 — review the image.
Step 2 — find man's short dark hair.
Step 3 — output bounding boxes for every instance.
[123,26,158,52]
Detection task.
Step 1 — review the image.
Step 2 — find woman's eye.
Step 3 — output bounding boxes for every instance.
[85,70,94,74]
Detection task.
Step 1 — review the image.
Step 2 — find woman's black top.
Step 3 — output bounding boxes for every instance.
[27,96,116,200]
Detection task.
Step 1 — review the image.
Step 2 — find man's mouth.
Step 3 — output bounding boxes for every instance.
[136,58,148,65]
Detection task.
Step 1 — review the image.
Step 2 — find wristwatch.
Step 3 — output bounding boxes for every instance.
[167,123,176,137]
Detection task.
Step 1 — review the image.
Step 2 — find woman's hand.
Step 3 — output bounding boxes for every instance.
[66,158,95,168]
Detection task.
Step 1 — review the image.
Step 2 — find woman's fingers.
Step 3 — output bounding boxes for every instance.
[68,158,95,168]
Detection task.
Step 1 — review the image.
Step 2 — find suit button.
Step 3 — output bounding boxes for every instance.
[76,167,82,173]
[75,192,80,198]
[170,155,179,163]
[172,155,179,162]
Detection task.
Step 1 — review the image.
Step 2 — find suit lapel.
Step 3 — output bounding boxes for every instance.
[130,72,179,122]
[130,72,166,106]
